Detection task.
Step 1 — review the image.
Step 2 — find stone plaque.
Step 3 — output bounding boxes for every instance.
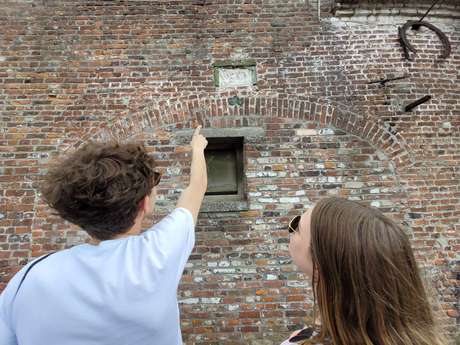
[218,68,254,88]
[212,60,257,88]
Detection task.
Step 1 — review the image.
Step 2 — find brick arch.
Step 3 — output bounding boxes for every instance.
[31,94,415,258]
[72,95,414,170]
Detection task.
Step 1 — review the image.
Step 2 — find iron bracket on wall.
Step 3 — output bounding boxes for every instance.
[398,21,451,61]
[404,95,432,112]
[368,75,408,87]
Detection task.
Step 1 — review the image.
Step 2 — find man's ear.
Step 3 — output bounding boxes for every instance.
[138,194,150,213]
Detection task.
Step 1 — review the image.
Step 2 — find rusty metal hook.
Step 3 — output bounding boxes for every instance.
[398,20,451,60]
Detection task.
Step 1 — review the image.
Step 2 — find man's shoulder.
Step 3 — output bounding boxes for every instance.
[144,207,194,235]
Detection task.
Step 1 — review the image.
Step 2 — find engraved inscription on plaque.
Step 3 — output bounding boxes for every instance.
[218,68,253,88]
[212,60,257,88]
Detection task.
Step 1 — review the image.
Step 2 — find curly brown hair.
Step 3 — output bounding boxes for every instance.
[41,141,160,241]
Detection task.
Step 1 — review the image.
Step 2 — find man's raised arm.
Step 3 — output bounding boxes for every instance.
[176,126,208,224]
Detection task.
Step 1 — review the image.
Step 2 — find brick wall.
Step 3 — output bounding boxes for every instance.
[0,1,458,344]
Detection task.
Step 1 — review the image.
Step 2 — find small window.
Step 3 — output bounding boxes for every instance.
[205,137,244,199]
[174,127,265,213]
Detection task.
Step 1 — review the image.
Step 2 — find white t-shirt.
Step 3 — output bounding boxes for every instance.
[0,207,194,345]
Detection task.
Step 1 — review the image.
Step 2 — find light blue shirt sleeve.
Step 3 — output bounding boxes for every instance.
[0,255,52,345]
[0,277,19,345]
[0,303,17,344]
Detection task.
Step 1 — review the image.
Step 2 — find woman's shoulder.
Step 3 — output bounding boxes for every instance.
[280,326,325,345]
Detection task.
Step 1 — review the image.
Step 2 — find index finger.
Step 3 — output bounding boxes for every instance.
[193,125,202,136]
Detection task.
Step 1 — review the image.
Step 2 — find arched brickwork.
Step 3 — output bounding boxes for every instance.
[31,95,415,254]
[71,95,415,168]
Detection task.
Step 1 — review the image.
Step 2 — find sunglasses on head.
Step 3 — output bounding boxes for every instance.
[153,171,162,186]
[289,327,314,342]
[288,215,301,233]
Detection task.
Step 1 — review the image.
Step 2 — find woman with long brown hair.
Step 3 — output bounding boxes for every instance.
[282,197,445,345]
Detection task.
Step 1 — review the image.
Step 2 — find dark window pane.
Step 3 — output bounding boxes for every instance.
[205,149,238,195]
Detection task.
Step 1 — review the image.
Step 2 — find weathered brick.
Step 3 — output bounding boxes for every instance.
[0,1,458,343]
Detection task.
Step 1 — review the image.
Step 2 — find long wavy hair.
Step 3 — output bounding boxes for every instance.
[303,197,444,345]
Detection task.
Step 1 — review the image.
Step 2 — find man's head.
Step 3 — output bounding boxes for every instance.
[41,141,160,241]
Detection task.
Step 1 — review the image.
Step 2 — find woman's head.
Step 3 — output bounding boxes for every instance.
[289,197,444,345]
[41,141,160,241]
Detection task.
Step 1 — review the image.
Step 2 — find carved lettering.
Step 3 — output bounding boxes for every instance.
[218,68,253,88]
